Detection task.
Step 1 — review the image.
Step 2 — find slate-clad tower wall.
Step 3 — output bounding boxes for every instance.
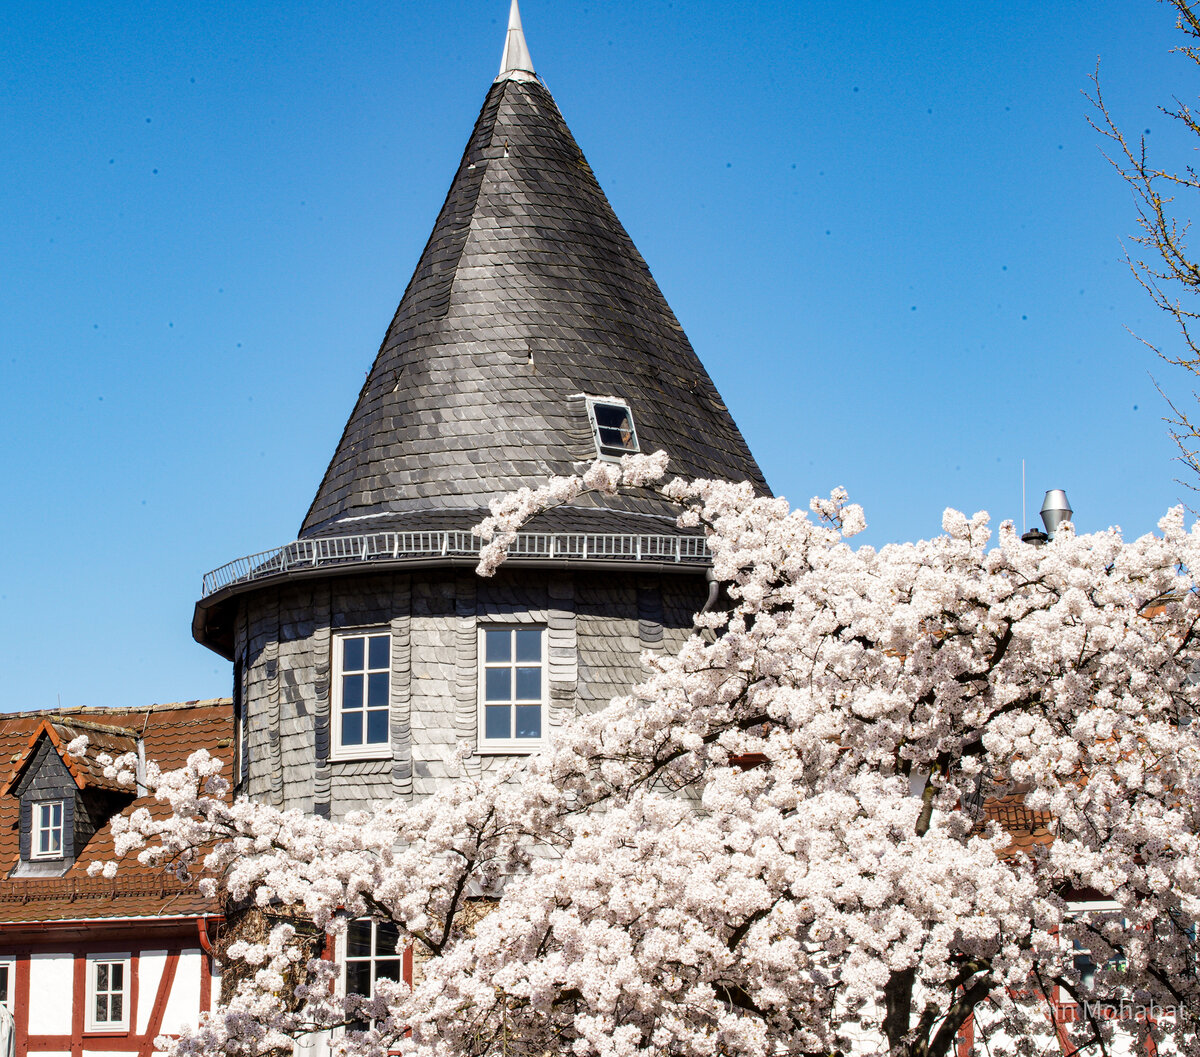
[194,3,770,816]
[232,571,704,812]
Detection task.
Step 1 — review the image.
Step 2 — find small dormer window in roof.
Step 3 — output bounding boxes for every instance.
[586,398,639,459]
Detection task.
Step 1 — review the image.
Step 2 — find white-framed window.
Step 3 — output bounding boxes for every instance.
[32,800,64,859]
[1063,903,1127,997]
[332,631,391,759]
[0,958,13,1011]
[479,626,546,752]
[343,918,404,1032]
[585,397,639,459]
[86,955,130,1032]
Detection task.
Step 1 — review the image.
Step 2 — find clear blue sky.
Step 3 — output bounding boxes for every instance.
[1,0,1194,710]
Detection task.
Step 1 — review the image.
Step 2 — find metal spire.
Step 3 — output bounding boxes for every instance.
[497,0,536,82]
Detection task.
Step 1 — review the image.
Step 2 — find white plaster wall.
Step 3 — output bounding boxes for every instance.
[27,952,73,1035]
[136,950,166,1035]
[159,949,202,1034]
[294,1029,332,1057]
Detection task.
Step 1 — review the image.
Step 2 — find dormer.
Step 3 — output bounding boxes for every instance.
[0,719,139,877]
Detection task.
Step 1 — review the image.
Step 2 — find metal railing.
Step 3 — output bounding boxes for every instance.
[202,530,710,597]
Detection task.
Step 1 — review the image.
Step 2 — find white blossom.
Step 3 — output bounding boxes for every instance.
[101,461,1200,1057]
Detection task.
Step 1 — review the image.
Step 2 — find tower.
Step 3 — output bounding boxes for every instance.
[192,2,769,816]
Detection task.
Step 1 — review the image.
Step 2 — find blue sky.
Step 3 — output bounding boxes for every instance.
[1,0,1194,710]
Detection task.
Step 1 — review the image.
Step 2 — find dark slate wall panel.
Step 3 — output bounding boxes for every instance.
[15,739,80,861]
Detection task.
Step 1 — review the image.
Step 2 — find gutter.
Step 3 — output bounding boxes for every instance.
[197,915,218,956]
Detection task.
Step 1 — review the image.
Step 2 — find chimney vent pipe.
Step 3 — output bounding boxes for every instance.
[1039,489,1073,537]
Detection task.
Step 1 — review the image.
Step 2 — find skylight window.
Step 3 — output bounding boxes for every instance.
[586,398,639,459]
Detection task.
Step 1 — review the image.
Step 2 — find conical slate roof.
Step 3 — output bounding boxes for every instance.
[300,29,768,539]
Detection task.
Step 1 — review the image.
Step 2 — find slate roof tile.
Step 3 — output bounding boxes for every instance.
[300,77,768,539]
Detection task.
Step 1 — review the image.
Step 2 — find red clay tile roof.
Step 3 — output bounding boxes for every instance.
[0,718,140,796]
[980,791,1056,857]
[0,700,232,924]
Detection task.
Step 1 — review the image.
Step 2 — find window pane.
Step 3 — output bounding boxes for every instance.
[96,994,107,1022]
[376,921,400,955]
[347,920,373,957]
[594,404,636,450]
[341,711,363,746]
[347,961,372,997]
[515,667,541,700]
[342,636,365,671]
[0,964,9,1003]
[110,963,123,989]
[594,403,630,429]
[51,803,62,827]
[342,673,364,710]
[366,709,389,745]
[485,705,511,740]
[367,672,389,709]
[515,705,542,739]
[368,635,389,670]
[110,994,122,1021]
[375,958,401,983]
[485,668,511,702]
[515,629,541,663]
[97,964,109,990]
[485,629,511,663]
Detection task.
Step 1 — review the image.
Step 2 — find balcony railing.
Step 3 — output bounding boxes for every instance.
[201,530,710,598]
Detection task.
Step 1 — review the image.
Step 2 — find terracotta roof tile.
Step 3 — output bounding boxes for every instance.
[0,718,141,796]
[0,700,232,923]
[980,791,1056,857]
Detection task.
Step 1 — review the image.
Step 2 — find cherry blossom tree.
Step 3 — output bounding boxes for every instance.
[99,454,1200,1057]
[1091,0,1200,486]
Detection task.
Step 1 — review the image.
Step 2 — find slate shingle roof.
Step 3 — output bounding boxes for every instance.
[0,700,231,923]
[300,75,769,539]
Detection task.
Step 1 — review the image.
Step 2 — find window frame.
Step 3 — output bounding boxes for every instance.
[330,629,392,762]
[477,624,548,754]
[584,397,639,460]
[1062,902,1128,999]
[340,917,407,1034]
[0,957,13,1011]
[31,800,64,860]
[85,954,131,1033]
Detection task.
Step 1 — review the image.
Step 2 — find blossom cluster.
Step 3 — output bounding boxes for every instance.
[99,456,1200,1057]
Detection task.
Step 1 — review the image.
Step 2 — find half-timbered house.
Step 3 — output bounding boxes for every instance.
[0,700,231,1055]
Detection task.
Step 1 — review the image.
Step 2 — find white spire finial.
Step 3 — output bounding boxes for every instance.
[497,0,536,82]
